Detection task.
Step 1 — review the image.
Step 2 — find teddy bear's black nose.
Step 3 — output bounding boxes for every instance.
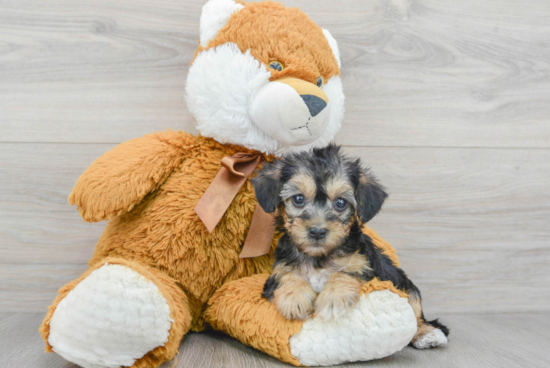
[301,95,327,117]
[309,227,328,240]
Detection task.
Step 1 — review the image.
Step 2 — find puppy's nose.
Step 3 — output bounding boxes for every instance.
[301,95,327,117]
[309,227,328,240]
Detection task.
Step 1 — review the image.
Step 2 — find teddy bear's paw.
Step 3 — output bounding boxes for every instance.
[289,289,418,366]
[412,328,448,349]
[48,264,173,368]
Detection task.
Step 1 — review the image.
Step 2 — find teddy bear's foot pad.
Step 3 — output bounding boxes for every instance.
[289,289,417,366]
[48,263,173,368]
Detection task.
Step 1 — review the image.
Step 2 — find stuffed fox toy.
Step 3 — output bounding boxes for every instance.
[40,1,423,367]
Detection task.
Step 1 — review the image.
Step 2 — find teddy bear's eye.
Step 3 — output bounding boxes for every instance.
[268,61,283,72]
[316,76,324,88]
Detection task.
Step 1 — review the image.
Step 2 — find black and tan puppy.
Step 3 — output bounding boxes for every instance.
[252,144,449,349]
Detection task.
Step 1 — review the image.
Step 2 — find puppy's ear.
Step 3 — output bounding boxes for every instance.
[355,166,388,223]
[252,161,283,213]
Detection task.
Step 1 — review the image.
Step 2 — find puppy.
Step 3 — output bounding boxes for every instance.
[252,144,449,349]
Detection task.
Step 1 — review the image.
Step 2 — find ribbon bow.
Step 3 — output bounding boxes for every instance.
[194,152,275,258]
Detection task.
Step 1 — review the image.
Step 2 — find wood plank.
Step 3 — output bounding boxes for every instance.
[1,0,550,147]
[0,264,87,313]
[0,143,113,264]
[332,0,550,149]
[0,0,200,144]
[1,313,76,368]
[1,313,549,368]
[347,146,550,252]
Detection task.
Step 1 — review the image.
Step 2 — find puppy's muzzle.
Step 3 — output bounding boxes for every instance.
[249,77,330,148]
[308,227,328,240]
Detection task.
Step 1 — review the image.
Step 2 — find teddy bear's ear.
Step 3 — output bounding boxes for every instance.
[322,28,342,69]
[200,0,245,47]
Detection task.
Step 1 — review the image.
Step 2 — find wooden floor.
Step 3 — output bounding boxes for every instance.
[1,313,548,368]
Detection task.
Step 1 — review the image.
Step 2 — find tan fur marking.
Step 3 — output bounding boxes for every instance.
[273,272,316,321]
[359,172,371,185]
[289,172,316,200]
[320,218,351,251]
[331,252,371,275]
[409,293,423,321]
[324,176,353,201]
[314,272,361,319]
[270,263,294,281]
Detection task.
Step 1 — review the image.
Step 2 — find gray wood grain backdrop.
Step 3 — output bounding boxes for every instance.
[1,0,549,314]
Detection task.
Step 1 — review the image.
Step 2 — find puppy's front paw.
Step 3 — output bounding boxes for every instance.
[314,273,360,320]
[273,277,316,320]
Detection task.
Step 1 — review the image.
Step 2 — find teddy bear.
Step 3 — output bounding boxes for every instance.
[39,1,421,367]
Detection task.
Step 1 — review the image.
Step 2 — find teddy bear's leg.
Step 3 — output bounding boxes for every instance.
[40,258,191,368]
[204,274,418,367]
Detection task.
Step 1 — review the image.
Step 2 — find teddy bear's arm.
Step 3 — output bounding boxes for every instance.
[69,133,187,222]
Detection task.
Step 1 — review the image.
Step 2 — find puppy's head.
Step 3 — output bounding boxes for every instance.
[252,145,387,257]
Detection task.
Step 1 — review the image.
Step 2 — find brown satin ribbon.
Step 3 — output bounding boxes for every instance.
[240,203,275,258]
[194,152,275,258]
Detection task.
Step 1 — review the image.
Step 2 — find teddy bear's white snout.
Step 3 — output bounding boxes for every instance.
[249,78,331,147]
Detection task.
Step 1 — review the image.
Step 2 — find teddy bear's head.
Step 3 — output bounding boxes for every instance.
[186,0,344,155]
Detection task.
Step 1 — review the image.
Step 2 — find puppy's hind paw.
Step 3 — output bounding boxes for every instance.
[412,328,448,349]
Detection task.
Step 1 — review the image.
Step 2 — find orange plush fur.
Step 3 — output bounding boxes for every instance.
[195,1,340,85]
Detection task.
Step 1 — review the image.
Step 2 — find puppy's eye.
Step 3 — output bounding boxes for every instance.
[334,198,348,211]
[269,61,284,72]
[316,76,323,88]
[291,194,305,207]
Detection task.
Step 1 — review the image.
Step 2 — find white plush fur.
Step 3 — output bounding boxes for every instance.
[248,81,331,148]
[200,0,244,47]
[413,328,448,349]
[48,264,173,368]
[289,290,417,366]
[186,42,345,155]
[322,29,342,68]
[186,43,275,151]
